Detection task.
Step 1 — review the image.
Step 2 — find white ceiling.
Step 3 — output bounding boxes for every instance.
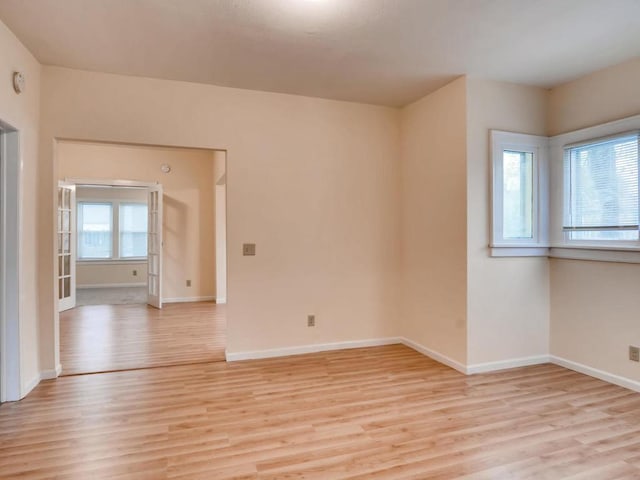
[0,0,639,106]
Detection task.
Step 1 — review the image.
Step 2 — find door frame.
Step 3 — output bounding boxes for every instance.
[0,121,21,402]
[60,178,161,308]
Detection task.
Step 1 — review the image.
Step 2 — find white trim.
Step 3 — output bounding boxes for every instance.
[22,374,41,399]
[549,114,640,253]
[550,355,640,393]
[490,247,550,257]
[0,124,21,402]
[549,247,640,264]
[226,337,402,362]
[65,177,158,188]
[41,364,62,380]
[18,363,62,401]
[466,355,550,374]
[78,282,147,289]
[163,296,216,304]
[491,130,549,253]
[399,337,467,374]
[77,259,147,265]
[215,297,227,304]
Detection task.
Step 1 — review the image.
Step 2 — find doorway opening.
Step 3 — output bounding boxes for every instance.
[0,120,20,402]
[55,140,227,376]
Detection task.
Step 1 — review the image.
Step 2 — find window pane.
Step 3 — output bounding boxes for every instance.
[78,203,113,258]
[503,150,534,239]
[120,203,148,257]
[565,134,638,241]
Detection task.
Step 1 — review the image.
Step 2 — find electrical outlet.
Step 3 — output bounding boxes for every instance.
[243,243,256,256]
[307,315,315,327]
[132,269,137,276]
[630,346,639,362]
[186,280,191,287]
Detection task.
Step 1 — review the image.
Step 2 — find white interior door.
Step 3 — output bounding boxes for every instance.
[147,185,163,309]
[57,182,76,312]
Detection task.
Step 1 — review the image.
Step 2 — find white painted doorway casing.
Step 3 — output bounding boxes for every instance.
[0,121,21,402]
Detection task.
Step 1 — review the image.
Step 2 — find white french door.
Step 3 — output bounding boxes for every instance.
[147,185,163,309]
[57,182,76,312]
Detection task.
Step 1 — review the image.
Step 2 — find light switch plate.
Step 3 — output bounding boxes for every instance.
[243,243,256,256]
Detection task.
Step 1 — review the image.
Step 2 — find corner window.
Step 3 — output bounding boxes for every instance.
[563,133,639,244]
[491,131,549,256]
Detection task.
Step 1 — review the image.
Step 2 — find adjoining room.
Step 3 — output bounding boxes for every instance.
[56,140,228,375]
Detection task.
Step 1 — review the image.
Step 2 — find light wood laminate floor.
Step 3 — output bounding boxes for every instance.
[60,302,226,375]
[2,345,640,479]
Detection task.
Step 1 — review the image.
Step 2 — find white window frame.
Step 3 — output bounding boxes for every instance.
[549,114,640,263]
[77,199,148,263]
[490,130,549,257]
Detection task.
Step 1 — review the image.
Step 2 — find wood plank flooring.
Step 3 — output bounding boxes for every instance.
[60,302,226,375]
[2,345,640,479]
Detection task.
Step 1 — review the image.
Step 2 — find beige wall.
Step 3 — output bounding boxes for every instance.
[0,20,42,395]
[466,78,550,365]
[548,59,640,382]
[77,262,147,287]
[58,141,217,301]
[39,66,401,369]
[399,77,468,364]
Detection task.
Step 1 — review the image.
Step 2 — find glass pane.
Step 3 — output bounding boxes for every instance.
[63,211,70,232]
[58,255,63,277]
[565,134,639,241]
[503,150,534,239]
[63,189,70,209]
[63,277,70,298]
[119,204,148,257]
[63,233,70,254]
[58,234,63,254]
[64,255,70,276]
[58,279,63,300]
[58,211,62,233]
[77,203,113,259]
[149,254,158,275]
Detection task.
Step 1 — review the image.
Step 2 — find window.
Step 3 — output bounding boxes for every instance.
[491,131,549,256]
[120,203,148,258]
[503,150,534,239]
[78,203,113,259]
[77,201,148,261]
[563,133,639,244]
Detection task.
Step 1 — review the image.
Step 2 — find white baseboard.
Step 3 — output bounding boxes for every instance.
[550,355,640,393]
[41,364,62,380]
[78,283,146,289]
[466,355,550,374]
[215,297,227,304]
[21,374,41,400]
[163,296,216,304]
[399,337,467,374]
[226,337,402,362]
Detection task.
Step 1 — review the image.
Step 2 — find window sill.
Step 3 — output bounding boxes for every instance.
[490,246,550,257]
[77,259,147,265]
[549,247,640,264]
